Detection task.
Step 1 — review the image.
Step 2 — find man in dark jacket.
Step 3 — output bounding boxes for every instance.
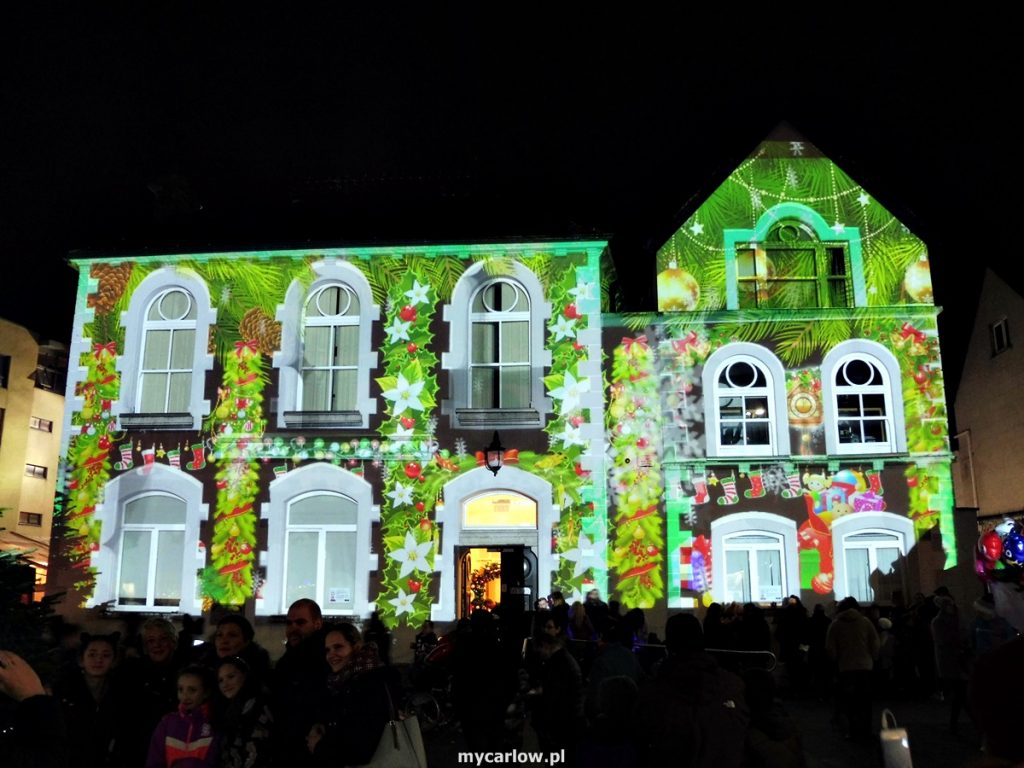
[0,649,69,768]
[272,599,327,767]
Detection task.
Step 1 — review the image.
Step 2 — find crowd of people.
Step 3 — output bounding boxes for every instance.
[2,587,1022,767]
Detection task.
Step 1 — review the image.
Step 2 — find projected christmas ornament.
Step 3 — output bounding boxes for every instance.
[903,255,933,303]
[657,260,700,311]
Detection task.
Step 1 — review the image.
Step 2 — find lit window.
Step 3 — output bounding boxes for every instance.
[29,416,53,432]
[710,513,800,606]
[822,342,906,456]
[283,492,358,611]
[25,463,48,479]
[703,344,789,458]
[87,464,205,613]
[442,261,551,429]
[117,494,186,608]
[735,221,851,309]
[275,261,379,430]
[992,318,1010,356]
[118,268,216,431]
[463,491,538,529]
[19,511,43,526]
[260,463,377,617]
[833,512,913,605]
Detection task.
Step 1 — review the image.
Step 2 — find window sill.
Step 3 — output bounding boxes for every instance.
[120,413,194,430]
[455,408,542,428]
[283,411,363,428]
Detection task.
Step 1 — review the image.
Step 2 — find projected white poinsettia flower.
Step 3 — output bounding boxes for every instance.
[382,373,425,415]
[550,315,577,341]
[404,280,431,305]
[389,588,416,616]
[389,531,433,577]
[549,370,591,415]
[560,534,604,579]
[385,317,412,344]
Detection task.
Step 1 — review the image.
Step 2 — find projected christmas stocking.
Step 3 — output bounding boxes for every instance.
[113,443,134,471]
[717,475,739,505]
[868,472,884,495]
[780,472,803,499]
[186,443,207,471]
[744,470,766,499]
[692,474,709,505]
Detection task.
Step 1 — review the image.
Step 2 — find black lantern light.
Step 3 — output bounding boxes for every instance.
[484,431,504,476]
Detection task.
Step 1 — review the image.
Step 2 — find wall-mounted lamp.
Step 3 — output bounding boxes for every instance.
[484,431,505,476]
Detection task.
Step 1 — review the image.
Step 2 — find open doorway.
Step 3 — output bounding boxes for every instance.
[455,545,537,619]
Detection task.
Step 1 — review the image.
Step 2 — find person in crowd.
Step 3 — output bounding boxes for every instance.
[306,623,392,767]
[636,612,748,767]
[216,657,273,768]
[578,675,640,768]
[453,609,513,753]
[825,597,879,742]
[362,610,392,666]
[534,597,550,612]
[53,631,123,768]
[198,614,271,688]
[583,589,610,638]
[931,594,971,732]
[412,620,439,667]
[116,618,186,768]
[743,668,807,768]
[549,591,570,631]
[737,602,772,653]
[775,596,809,690]
[875,617,896,694]
[530,631,585,764]
[970,632,1024,763]
[806,603,832,700]
[702,602,730,650]
[271,599,326,768]
[585,623,643,720]
[147,664,220,768]
[0,649,69,768]
[567,600,598,642]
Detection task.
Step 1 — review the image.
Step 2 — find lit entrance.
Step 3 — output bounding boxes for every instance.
[456,545,538,619]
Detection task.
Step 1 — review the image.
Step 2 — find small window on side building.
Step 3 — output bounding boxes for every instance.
[992,318,1010,356]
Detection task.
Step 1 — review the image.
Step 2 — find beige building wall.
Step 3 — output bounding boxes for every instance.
[0,318,64,587]
[954,269,1024,518]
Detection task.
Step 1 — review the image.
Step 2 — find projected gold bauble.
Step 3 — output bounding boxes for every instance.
[903,257,933,303]
[657,262,700,311]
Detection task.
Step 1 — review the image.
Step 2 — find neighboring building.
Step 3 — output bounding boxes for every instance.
[47,128,958,635]
[953,268,1024,521]
[0,318,67,596]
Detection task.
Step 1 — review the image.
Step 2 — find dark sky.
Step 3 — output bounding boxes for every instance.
[1,8,1018,404]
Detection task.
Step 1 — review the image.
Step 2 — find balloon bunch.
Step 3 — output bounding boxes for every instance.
[976,519,1024,583]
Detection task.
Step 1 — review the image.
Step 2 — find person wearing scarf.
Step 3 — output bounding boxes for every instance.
[306,623,393,767]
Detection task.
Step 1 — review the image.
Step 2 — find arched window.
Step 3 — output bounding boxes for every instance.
[469,280,531,409]
[259,463,377,617]
[117,268,216,431]
[88,464,206,613]
[442,261,551,429]
[138,288,197,413]
[299,283,361,412]
[822,341,906,455]
[273,260,379,429]
[710,512,800,605]
[703,343,789,458]
[832,512,914,604]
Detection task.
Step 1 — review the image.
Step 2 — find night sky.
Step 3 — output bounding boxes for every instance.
[2,8,1017,405]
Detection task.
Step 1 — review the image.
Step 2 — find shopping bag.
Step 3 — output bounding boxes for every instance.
[879,709,913,768]
[364,715,428,768]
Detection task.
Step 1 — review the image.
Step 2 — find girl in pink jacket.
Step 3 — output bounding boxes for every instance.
[147,665,221,768]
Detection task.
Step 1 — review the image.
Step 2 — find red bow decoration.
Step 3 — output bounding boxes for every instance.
[93,342,117,358]
[900,322,927,344]
[235,339,260,356]
[622,335,649,353]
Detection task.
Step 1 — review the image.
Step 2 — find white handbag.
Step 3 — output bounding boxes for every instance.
[356,684,428,768]
[879,709,913,768]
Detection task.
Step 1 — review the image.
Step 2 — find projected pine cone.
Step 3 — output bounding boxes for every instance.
[238,308,282,355]
[87,263,133,314]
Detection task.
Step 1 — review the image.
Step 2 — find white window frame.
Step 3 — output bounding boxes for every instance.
[259,463,378,617]
[703,343,789,458]
[88,463,206,614]
[137,288,198,414]
[281,490,358,613]
[442,261,551,429]
[116,268,216,431]
[721,531,787,605]
[115,492,187,610]
[832,511,913,603]
[822,340,906,455]
[468,279,533,410]
[710,512,800,605]
[273,260,379,430]
[297,282,362,412]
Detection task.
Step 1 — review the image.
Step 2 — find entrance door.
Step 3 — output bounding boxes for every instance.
[499,545,537,615]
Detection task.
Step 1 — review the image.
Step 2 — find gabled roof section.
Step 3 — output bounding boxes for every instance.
[656,124,933,312]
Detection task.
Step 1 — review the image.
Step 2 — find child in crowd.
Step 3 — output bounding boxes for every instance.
[147,664,220,768]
